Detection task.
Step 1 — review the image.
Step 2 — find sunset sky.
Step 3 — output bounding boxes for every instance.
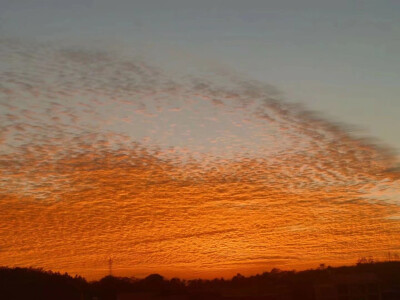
[0,0,399,280]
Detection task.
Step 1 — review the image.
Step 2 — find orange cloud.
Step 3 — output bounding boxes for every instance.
[0,38,399,280]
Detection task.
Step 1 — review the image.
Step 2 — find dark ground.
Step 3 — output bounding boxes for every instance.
[1,261,400,300]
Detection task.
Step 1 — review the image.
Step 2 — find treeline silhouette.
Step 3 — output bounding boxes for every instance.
[1,261,400,299]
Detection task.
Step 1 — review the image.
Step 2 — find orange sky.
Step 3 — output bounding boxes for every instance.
[0,39,399,280]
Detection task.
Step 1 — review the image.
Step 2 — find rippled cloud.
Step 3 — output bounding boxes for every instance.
[0,38,399,279]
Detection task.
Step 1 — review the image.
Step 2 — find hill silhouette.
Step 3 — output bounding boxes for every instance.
[1,261,400,299]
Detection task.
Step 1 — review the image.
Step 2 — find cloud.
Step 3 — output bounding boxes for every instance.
[0,38,399,279]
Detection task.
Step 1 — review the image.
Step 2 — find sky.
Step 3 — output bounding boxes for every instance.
[0,0,399,280]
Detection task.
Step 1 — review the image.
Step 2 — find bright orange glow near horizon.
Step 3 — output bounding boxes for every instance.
[0,39,399,280]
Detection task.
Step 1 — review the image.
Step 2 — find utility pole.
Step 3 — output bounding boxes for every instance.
[108,256,113,276]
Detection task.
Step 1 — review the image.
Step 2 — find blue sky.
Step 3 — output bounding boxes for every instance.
[1,0,399,154]
[1,0,399,279]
